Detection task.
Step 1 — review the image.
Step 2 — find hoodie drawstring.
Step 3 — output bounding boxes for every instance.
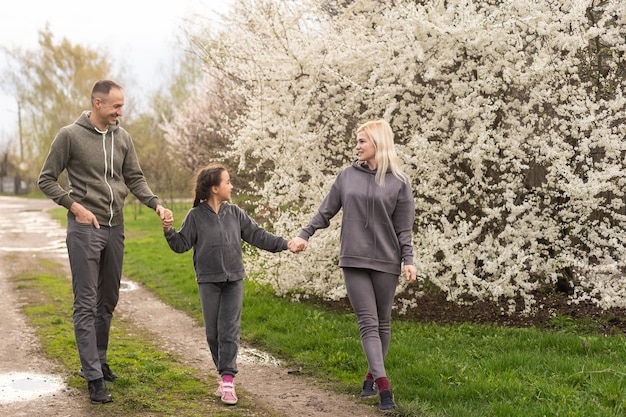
[95,126,115,226]
[95,127,114,178]
[110,132,115,178]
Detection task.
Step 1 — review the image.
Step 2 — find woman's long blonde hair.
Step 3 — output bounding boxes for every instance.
[356,119,408,186]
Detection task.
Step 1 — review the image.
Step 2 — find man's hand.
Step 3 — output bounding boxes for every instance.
[70,202,99,228]
[156,205,173,221]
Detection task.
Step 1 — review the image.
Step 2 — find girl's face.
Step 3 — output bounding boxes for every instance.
[213,170,233,202]
[355,130,377,168]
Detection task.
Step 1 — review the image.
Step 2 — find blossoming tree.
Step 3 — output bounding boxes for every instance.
[166,0,626,313]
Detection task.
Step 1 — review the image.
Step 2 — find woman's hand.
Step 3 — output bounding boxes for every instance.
[404,264,417,283]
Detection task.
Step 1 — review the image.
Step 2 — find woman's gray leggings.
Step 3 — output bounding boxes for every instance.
[343,267,399,380]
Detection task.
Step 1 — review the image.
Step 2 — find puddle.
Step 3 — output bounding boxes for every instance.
[0,241,67,254]
[0,372,65,403]
[120,280,138,292]
[0,209,67,254]
[239,346,281,366]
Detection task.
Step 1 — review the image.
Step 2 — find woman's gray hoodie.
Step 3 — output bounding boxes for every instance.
[164,203,288,283]
[38,111,160,227]
[298,161,415,276]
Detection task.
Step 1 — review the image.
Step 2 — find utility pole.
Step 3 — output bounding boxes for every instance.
[17,100,23,164]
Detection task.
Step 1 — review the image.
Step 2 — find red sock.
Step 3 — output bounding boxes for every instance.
[375,377,390,391]
[222,374,234,384]
[365,372,374,382]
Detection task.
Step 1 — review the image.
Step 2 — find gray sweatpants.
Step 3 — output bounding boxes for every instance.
[343,267,399,380]
[198,280,243,377]
[66,216,124,382]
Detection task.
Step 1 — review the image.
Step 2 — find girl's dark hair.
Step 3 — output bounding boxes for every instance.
[192,163,227,207]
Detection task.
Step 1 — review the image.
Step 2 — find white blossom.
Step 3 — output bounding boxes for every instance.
[172,0,626,313]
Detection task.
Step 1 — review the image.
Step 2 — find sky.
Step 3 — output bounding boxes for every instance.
[0,0,232,149]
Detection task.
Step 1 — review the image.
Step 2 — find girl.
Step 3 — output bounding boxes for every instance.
[162,163,294,405]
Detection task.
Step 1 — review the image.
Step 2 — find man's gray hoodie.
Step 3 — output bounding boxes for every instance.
[38,111,160,227]
[298,161,415,276]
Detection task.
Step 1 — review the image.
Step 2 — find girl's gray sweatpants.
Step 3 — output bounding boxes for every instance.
[66,216,124,382]
[343,267,399,380]
[198,279,243,377]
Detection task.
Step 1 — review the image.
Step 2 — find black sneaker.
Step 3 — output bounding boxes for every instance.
[378,389,395,412]
[101,363,118,382]
[88,378,113,404]
[360,379,377,398]
[78,364,118,382]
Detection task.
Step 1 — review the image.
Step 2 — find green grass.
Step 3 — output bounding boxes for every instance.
[39,204,626,416]
[9,256,272,416]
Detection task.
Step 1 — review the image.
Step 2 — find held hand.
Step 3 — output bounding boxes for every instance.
[70,202,99,229]
[404,264,417,283]
[287,239,303,253]
[291,237,308,253]
[156,205,174,231]
[162,217,174,232]
[155,205,172,221]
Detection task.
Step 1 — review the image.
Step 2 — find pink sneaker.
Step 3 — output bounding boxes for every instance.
[214,381,222,397]
[220,381,238,405]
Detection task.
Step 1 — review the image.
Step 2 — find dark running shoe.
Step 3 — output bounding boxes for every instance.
[378,389,395,412]
[88,378,113,404]
[101,363,118,382]
[360,379,377,398]
[78,363,118,382]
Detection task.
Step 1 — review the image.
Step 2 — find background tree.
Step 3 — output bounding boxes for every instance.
[0,26,186,202]
[1,26,115,184]
[162,25,270,197]
[176,0,626,313]
[123,50,205,206]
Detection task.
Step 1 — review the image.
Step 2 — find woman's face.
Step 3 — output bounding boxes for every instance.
[355,130,377,168]
[213,170,233,202]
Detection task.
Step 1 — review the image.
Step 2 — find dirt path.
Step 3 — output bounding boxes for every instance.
[0,197,89,417]
[0,196,379,417]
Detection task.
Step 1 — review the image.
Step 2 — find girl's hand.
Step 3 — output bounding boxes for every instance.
[288,237,308,253]
[161,214,174,232]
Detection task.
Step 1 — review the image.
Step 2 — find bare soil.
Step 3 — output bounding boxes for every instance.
[0,196,379,417]
[400,286,626,336]
[0,197,92,417]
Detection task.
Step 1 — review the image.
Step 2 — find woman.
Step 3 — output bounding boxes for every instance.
[291,119,416,411]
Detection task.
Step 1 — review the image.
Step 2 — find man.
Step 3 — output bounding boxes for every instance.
[38,79,172,404]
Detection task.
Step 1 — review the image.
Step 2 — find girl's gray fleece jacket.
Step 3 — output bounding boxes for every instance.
[164,203,288,283]
[38,111,160,227]
[298,161,415,276]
